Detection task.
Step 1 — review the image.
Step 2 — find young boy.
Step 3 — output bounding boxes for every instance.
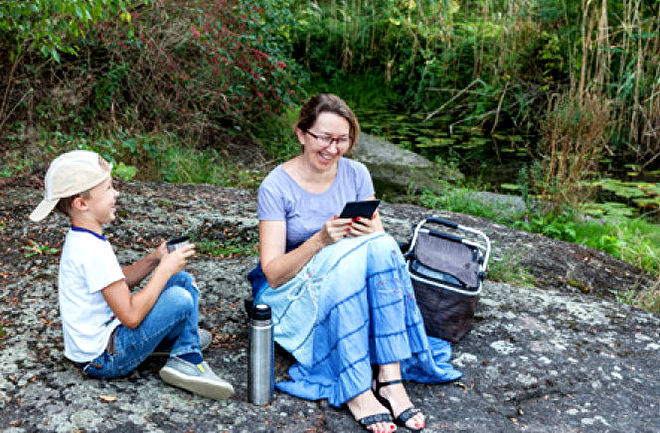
[29,150,234,400]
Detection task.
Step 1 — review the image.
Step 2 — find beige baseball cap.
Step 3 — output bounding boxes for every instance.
[29,150,113,222]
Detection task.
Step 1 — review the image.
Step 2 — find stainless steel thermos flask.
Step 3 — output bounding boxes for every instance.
[248,303,274,405]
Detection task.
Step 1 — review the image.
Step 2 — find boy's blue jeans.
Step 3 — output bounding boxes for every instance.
[82,271,202,379]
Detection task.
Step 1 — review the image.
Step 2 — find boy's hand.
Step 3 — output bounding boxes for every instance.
[152,241,169,263]
[157,243,196,277]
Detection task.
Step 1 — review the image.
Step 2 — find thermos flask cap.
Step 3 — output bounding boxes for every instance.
[252,304,271,320]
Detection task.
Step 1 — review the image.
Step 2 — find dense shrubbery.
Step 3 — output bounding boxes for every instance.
[0,0,304,173]
[82,0,304,135]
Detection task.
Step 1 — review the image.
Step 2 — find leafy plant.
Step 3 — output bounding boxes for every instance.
[487,252,536,287]
[636,276,660,314]
[193,239,257,258]
[24,240,59,258]
[113,162,138,181]
[0,0,149,129]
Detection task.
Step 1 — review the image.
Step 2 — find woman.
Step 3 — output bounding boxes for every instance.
[249,94,460,432]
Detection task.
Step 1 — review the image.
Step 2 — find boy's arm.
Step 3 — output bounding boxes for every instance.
[122,242,168,288]
[103,244,194,328]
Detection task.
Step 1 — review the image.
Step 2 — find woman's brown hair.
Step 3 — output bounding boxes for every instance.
[295,94,360,155]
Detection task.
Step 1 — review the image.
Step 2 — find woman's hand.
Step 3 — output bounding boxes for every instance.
[348,209,383,237]
[318,216,353,246]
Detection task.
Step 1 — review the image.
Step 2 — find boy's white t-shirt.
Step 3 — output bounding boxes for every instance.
[58,227,124,362]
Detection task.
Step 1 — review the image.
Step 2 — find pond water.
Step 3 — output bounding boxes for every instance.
[354,108,660,220]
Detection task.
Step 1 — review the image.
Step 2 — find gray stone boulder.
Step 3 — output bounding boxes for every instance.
[0,181,658,432]
[352,133,463,200]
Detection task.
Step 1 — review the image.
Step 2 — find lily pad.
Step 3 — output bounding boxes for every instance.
[581,202,636,218]
[638,183,660,197]
[633,197,660,209]
[500,183,521,191]
[466,137,490,146]
[595,179,647,198]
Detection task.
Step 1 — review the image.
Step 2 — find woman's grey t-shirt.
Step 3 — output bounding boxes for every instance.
[257,157,375,251]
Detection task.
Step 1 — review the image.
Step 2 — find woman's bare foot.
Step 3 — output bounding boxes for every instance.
[376,363,426,430]
[346,389,397,432]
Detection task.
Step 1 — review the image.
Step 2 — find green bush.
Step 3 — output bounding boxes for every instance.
[1,0,305,159]
[0,0,145,62]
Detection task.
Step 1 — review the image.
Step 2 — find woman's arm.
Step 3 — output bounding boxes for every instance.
[260,217,352,288]
[102,244,195,328]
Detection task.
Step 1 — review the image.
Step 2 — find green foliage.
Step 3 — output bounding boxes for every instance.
[193,239,257,258]
[420,186,660,277]
[1,0,305,155]
[514,210,577,242]
[33,129,265,189]
[0,324,5,337]
[251,109,301,162]
[487,252,536,287]
[574,216,660,275]
[0,0,148,61]
[419,188,511,222]
[23,240,59,258]
[289,0,660,169]
[159,146,262,189]
[93,62,129,111]
[0,149,34,178]
[112,162,137,181]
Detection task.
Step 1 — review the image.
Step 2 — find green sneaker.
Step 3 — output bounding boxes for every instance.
[151,328,212,357]
[159,357,234,400]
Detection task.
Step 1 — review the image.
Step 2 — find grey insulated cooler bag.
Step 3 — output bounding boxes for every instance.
[406,217,491,343]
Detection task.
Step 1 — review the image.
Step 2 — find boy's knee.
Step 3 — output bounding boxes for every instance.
[170,270,193,284]
[166,271,198,293]
[160,285,195,314]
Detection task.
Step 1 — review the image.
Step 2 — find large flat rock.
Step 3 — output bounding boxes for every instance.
[353,133,463,199]
[0,181,658,432]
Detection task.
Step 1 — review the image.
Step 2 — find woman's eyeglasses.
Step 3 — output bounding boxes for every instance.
[305,130,350,148]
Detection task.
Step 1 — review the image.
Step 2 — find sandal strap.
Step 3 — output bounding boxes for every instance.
[358,412,392,428]
[375,378,404,394]
[396,406,421,424]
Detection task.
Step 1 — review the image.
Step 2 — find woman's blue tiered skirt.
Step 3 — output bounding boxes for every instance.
[252,232,461,407]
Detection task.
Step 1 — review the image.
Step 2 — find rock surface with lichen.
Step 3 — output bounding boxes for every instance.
[0,180,658,433]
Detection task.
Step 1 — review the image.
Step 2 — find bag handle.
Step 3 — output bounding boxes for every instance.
[408,216,491,271]
[425,217,459,229]
[426,228,462,243]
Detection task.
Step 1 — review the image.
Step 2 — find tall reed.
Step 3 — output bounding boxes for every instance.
[295,0,660,167]
[536,93,611,213]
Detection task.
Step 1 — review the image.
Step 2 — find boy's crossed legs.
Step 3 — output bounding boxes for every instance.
[81,271,234,400]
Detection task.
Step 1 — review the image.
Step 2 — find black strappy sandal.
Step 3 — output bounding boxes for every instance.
[356,412,394,432]
[374,379,425,431]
